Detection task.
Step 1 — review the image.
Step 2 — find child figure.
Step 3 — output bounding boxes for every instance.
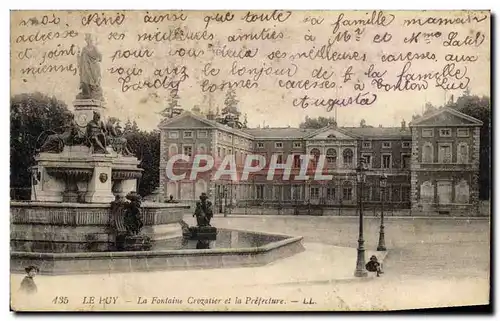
[365,255,384,277]
[20,265,39,294]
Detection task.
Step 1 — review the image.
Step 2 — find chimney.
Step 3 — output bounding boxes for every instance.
[401,119,406,131]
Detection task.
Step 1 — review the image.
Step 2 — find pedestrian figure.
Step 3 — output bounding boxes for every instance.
[365,255,384,277]
[20,265,39,294]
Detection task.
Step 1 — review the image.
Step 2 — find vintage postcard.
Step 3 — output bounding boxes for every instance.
[9,9,491,311]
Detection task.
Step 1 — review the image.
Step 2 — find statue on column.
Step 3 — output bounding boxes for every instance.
[76,33,103,100]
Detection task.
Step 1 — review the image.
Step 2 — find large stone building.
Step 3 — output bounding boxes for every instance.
[409,107,483,215]
[158,107,482,216]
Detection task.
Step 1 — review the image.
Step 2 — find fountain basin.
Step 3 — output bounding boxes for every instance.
[10,229,305,275]
[10,201,190,252]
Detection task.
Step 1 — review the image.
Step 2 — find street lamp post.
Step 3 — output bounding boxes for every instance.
[223,186,228,217]
[377,174,388,251]
[354,160,368,277]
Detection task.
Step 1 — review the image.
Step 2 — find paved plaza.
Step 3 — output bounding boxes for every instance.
[11,215,490,311]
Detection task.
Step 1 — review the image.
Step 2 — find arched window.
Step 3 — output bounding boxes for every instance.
[457,143,469,164]
[343,149,353,167]
[310,148,321,164]
[169,144,178,157]
[422,143,433,163]
[197,143,207,154]
[326,148,337,167]
[420,181,434,203]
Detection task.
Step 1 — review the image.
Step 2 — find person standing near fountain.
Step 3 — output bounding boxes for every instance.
[77,33,103,100]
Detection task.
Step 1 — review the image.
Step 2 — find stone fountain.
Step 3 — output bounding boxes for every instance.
[11,33,189,257]
[10,33,305,275]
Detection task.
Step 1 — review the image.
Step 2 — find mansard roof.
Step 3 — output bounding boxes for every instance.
[241,127,315,139]
[344,127,412,139]
[159,111,413,140]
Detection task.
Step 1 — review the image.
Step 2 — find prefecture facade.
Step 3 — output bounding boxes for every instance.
[158,107,482,216]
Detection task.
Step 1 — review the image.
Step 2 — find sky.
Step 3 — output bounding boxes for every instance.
[10,10,490,131]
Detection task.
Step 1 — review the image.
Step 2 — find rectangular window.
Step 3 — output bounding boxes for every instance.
[276,154,284,164]
[438,144,452,163]
[183,131,193,138]
[293,155,301,168]
[382,154,392,169]
[343,188,352,201]
[218,132,222,139]
[310,187,320,199]
[293,142,302,148]
[362,141,372,149]
[402,141,411,148]
[168,131,179,139]
[197,131,207,138]
[362,153,372,168]
[422,129,434,137]
[326,187,336,199]
[382,142,392,148]
[457,128,469,137]
[217,147,221,157]
[275,142,283,148]
[183,146,192,157]
[257,142,264,148]
[439,128,452,137]
[402,154,411,169]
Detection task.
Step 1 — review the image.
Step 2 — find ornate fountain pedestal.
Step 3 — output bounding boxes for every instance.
[31,146,142,204]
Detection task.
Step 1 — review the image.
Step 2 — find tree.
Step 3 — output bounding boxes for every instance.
[10,92,72,199]
[124,129,160,197]
[299,116,336,129]
[159,90,182,119]
[222,88,240,116]
[445,93,491,199]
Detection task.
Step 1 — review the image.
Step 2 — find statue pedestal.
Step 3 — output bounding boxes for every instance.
[32,146,142,204]
[73,99,106,128]
[85,155,115,204]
